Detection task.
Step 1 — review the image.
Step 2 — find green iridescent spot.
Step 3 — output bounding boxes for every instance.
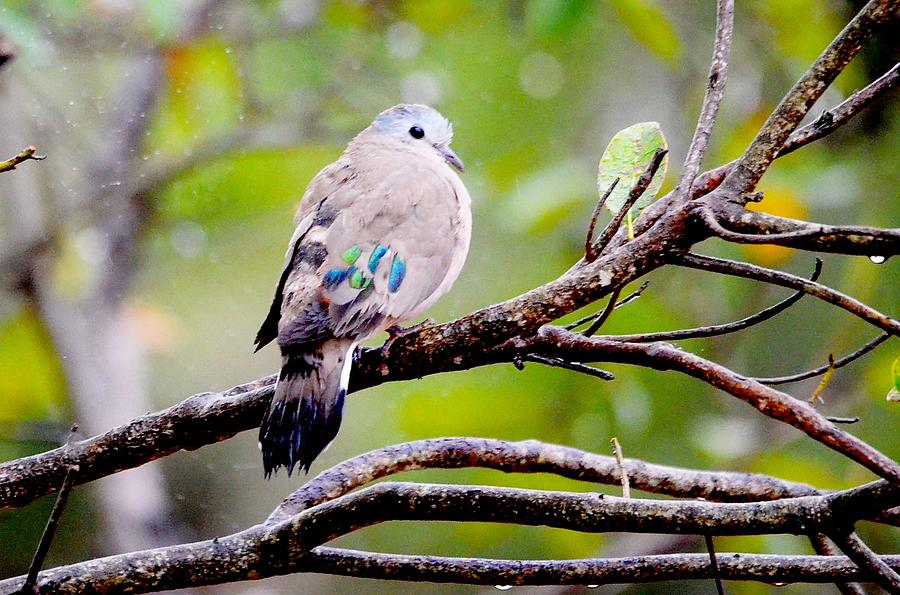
[342,246,362,265]
[349,268,370,289]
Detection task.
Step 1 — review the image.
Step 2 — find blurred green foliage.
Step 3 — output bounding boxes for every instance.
[0,1,897,593]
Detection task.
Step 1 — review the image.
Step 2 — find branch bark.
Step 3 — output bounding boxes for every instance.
[1,479,896,594]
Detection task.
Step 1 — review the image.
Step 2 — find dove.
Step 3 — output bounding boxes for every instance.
[254,104,472,477]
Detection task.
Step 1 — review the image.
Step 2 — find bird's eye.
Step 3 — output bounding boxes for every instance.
[408,126,425,139]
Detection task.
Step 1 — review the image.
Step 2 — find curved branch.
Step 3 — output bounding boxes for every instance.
[1,480,896,594]
[607,259,822,342]
[757,333,891,385]
[265,437,820,526]
[700,205,900,257]
[531,327,900,484]
[676,253,900,335]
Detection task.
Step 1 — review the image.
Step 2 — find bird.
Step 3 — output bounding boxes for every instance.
[254,104,472,477]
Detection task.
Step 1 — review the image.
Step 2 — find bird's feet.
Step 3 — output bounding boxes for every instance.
[382,318,435,358]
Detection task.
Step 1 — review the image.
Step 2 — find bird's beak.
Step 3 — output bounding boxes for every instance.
[436,145,465,172]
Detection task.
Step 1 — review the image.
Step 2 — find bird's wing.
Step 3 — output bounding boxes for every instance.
[275,158,465,347]
[254,160,354,350]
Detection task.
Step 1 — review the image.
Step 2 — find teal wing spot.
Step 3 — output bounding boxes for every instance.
[388,258,406,293]
[342,246,362,265]
[368,245,389,273]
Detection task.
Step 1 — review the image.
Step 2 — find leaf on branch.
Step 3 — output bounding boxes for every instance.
[888,356,900,403]
[598,121,669,218]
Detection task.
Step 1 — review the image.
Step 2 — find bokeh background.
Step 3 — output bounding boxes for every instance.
[0,1,897,593]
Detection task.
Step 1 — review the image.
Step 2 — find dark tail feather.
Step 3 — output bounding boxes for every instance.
[258,341,352,477]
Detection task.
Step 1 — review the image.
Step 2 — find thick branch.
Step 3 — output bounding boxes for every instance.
[3,549,900,593]
[692,61,900,198]
[721,0,896,194]
[1,480,896,594]
[701,205,900,257]
[265,437,820,525]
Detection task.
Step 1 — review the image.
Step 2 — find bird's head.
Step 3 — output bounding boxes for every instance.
[372,104,464,172]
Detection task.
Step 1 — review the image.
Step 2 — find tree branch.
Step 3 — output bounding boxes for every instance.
[830,530,900,592]
[530,327,900,484]
[692,60,900,198]
[809,533,865,595]
[757,332,891,385]
[720,0,897,194]
[675,0,733,197]
[266,437,821,526]
[676,253,900,335]
[700,204,900,257]
[606,259,821,343]
[0,146,45,173]
[1,480,896,593]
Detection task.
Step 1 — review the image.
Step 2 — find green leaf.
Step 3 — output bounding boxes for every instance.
[893,357,900,391]
[889,357,900,402]
[598,121,668,216]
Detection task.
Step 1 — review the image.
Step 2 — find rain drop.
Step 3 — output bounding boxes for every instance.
[869,255,886,264]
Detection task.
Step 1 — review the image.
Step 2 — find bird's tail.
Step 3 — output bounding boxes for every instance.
[259,338,355,477]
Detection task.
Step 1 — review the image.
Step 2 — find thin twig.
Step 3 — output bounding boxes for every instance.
[825,417,860,425]
[758,333,890,385]
[592,148,668,253]
[676,253,900,336]
[564,282,649,331]
[608,259,822,343]
[522,354,615,381]
[585,178,619,262]
[0,147,45,174]
[610,437,630,499]
[20,465,78,594]
[676,0,733,198]
[584,288,622,337]
[705,534,726,595]
[830,530,900,592]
